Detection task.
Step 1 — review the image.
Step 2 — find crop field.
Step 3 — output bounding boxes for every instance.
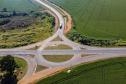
[37,57,126,84]
[0,0,39,12]
[50,0,126,40]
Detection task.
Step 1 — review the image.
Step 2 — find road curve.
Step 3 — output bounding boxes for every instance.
[35,0,65,32]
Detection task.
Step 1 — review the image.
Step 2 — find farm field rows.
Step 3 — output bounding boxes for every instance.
[37,57,126,84]
[49,0,126,40]
[0,0,39,12]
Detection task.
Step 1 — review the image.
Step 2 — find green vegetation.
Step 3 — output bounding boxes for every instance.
[37,57,126,84]
[0,12,54,48]
[0,55,27,84]
[14,58,27,79]
[67,29,117,47]
[44,44,72,50]
[0,0,40,12]
[50,0,126,46]
[43,55,73,62]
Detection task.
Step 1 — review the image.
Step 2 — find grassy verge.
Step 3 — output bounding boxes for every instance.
[14,58,27,79]
[37,57,126,84]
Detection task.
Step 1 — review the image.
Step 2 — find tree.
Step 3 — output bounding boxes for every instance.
[0,55,19,84]
[2,8,7,12]
[1,73,18,84]
[0,55,18,72]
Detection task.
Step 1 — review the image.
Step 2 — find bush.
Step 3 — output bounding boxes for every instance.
[67,28,117,47]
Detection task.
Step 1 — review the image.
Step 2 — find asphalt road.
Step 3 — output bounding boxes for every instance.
[0,49,126,55]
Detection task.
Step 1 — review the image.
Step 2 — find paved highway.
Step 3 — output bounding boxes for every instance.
[0,49,126,55]
[35,0,65,32]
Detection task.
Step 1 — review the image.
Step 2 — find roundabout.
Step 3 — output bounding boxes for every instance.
[1,0,126,83]
[0,0,126,68]
[37,34,81,67]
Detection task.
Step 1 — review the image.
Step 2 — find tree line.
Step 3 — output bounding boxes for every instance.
[67,27,117,47]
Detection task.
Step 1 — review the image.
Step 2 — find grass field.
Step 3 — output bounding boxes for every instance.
[49,0,126,40]
[0,0,39,12]
[37,57,126,84]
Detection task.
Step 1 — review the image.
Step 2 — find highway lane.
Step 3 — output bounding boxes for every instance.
[0,49,126,55]
[35,0,65,32]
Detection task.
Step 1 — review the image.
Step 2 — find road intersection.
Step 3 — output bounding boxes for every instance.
[0,0,126,81]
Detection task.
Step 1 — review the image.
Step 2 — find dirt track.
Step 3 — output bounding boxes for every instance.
[64,10,73,34]
[18,66,66,84]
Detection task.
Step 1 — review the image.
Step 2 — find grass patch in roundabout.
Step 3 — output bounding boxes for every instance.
[52,36,62,41]
[0,56,27,80]
[44,44,72,50]
[43,55,73,62]
[37,57,126,84]
[49,0,126,46]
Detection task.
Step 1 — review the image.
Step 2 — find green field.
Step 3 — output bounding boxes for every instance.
[37,57,126,84]
[0,0,39,12]
[50,0,126,40]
